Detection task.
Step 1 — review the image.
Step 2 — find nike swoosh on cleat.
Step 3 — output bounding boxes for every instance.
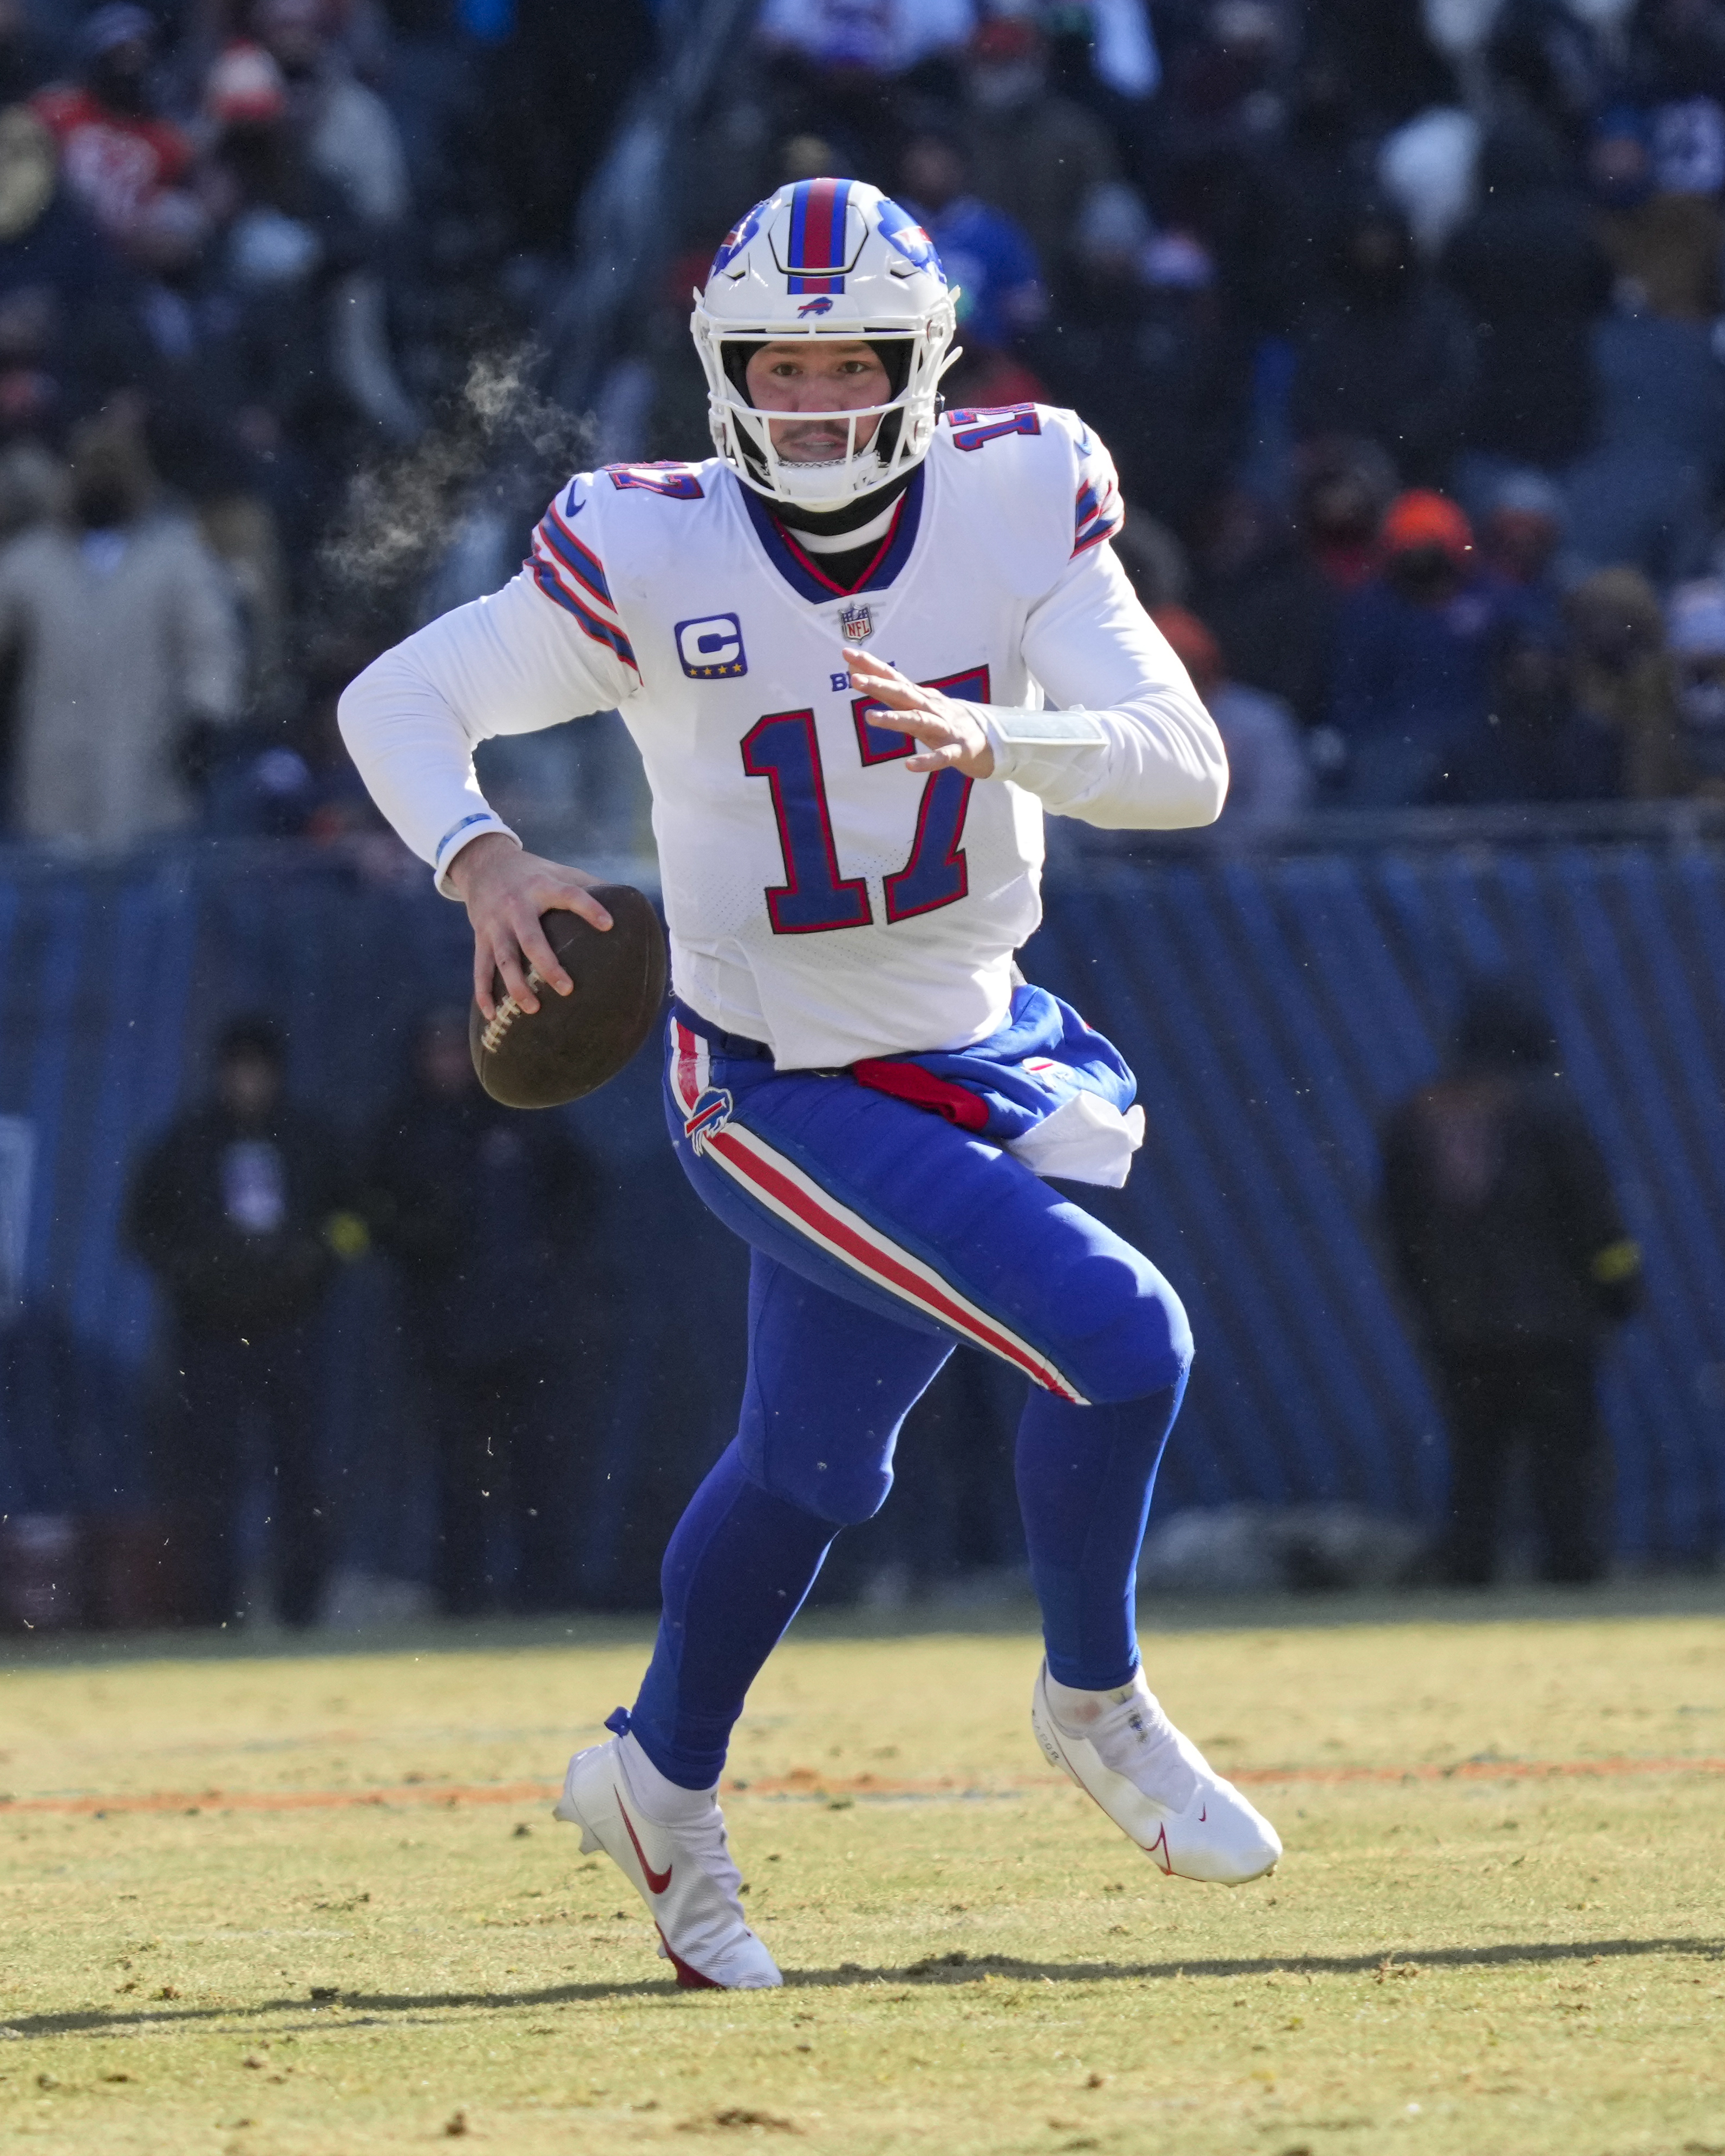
[1200,1804,1207,1823]
[615,1790,673,1894]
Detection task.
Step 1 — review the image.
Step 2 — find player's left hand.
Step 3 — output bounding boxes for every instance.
[847,647,996,779]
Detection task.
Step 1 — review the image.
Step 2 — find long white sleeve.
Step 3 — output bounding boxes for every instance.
[337,570,631,890]
[989,540,1228,829]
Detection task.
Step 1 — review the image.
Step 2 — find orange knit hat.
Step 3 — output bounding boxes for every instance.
[1380,489,1473,562]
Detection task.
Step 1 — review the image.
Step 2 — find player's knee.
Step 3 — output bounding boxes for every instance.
[1051,1250,1192,1406]
[759,1452,892,1527]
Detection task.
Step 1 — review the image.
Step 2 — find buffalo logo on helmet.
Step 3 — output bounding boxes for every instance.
[875,196,945,281]
[710,199,769,278]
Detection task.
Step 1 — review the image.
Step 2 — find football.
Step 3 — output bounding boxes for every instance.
[468,886,668,1109]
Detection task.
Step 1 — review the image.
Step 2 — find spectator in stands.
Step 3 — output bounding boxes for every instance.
[1146,0,1293,322]
[1625,0,1725,113]
[202,34,419,451]
[1588,102,1723,323]
[1153,602,1313,830]
[0,2,55,107]
[367,1008,597,1616]
[1565,104,1725,581]
[1289,199,1475,487]
[1480,0,1610,149]
[1566,565,1687,796]
[1045,178,1245,538]
[899,126,1047,388]
[125,179,291,687]
[756,0,972,183]
[477,0,656,257]
[1667,575,1725,790]
[1327,489,1497,806]
[1193,488,1334,730]
[1297,436,1396,595]
[1306,0,1457,133]
[31,6,193,244]
[1194,443,1394,735]
[958,13,1118,291]
[124,1014,365,1628]
[1476,470,1567,633]
[757,0,974,81]
[0,415,242,845]
[1441,116,1613,475]
[1108,505,1191,612]
[0,103,133,443]
[243,0,411,233]
[1381,978,1641,1586]
[1429,615,1622,805]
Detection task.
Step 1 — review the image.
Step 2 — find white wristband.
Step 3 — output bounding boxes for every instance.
[433,810,520,897]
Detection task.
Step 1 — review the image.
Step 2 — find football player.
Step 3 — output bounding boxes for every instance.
[340,178,1280,1990]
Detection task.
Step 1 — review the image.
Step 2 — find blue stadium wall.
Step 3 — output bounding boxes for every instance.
[1,834,1721,1597]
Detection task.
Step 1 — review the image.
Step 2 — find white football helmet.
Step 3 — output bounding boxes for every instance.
[691,177,960,512]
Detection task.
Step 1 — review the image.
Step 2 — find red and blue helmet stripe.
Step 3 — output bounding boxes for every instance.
[784,176,853,294]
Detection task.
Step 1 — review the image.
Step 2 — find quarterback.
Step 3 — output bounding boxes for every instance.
[340,177,1280,1990]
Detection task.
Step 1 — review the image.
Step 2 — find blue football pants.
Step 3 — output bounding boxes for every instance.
[628,1012,1192,1789]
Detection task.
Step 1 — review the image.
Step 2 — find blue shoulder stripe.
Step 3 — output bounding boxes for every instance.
[537,510,614,608]
[528,559,639,670]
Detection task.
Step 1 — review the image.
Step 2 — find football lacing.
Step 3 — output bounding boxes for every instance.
[480,964,546,1054]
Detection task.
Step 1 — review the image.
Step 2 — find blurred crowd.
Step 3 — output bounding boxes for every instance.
[0,0,652,853]
[623,0,1725,821]
[6,0,1725,855]
[117,1006,597,1625]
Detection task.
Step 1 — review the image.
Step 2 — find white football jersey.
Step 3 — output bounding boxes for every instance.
[339,404,1225,1070]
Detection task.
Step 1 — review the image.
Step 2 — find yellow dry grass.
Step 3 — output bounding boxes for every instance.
[2,1589,1723,2155]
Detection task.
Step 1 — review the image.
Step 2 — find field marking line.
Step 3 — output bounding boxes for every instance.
[3,1755,1725,1816]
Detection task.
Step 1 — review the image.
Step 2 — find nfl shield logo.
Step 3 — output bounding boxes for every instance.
[839,602,873,643]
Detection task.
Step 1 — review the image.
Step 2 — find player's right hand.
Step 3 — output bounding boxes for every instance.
[447,833,613,1020]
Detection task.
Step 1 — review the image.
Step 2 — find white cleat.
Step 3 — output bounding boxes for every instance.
[553,1731,782,1990]
[1031,1660,1282,1886]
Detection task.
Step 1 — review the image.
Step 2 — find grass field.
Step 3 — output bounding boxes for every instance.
[2,1588,1723,2155]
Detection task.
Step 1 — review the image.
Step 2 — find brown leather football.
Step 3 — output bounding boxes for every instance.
[468,886,668,1109]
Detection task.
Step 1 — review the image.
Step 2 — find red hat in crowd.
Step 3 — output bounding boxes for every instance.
[970,16,1043,61]
[1380,489,1474,564]
[206,42,289,126]
[1151,606,1224,698]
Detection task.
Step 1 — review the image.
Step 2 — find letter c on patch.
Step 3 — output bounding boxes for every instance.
[675,613,747,680]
